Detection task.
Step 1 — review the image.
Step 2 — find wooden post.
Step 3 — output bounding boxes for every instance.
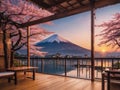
[90,0,95,81]
[107,72,110,90]
[101,58,103,72]
[112,59,113,70]
[102,71,105,90]
[77,59,80,78]
[27,26,30,67]
[41,59,44,73]
[65,58,67,76]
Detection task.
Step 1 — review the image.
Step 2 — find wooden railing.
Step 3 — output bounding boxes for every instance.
[15,57,120,79]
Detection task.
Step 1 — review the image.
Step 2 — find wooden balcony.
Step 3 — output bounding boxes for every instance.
[0,73,102,90]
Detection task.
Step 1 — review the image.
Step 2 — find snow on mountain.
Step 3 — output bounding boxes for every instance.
[39,34,70,43]
[35,34,91,56]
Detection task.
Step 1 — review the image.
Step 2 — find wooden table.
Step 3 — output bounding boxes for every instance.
[7,66,38,85]
[102,69,120,90]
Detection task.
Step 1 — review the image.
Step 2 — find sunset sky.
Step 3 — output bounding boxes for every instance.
[41,3,120,53]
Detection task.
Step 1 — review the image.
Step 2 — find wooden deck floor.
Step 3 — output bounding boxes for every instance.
[0,73,102,90]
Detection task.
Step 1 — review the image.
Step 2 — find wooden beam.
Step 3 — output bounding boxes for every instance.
[21,0,120,27]
[30,0,68,9]
[77,0,86,6]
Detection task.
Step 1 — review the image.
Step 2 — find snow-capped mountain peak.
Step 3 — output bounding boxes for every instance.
[35,34,91,56]
[40,34,69,43]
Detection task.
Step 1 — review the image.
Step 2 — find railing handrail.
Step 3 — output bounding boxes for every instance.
[15,56,120,60]
[15,56,120,79]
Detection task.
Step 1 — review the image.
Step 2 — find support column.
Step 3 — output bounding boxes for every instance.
[90,0,95,81]
[27,26,30,67]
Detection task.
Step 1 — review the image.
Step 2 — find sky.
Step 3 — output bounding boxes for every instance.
[40,3,120,53]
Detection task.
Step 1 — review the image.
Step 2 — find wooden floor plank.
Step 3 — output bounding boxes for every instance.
[0,73,102,90]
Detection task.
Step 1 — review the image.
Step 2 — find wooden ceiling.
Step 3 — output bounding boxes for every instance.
[30,0,93,14]
[22,0,120,27]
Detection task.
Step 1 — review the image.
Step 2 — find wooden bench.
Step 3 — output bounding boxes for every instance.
[7,66,38,85]
[0,72,15,84]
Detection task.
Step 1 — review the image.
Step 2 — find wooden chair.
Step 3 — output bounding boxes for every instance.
[102,70,120,90]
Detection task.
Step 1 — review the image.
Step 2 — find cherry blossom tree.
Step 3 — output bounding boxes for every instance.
[98,13,120,49]
[0,0,53,67]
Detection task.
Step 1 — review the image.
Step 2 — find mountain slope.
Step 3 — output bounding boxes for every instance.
[35,34,91,56]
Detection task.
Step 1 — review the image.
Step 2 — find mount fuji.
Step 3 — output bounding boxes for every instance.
[35,34,91,56]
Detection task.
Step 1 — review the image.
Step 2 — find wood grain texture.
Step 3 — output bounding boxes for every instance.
[0,73,102,90]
